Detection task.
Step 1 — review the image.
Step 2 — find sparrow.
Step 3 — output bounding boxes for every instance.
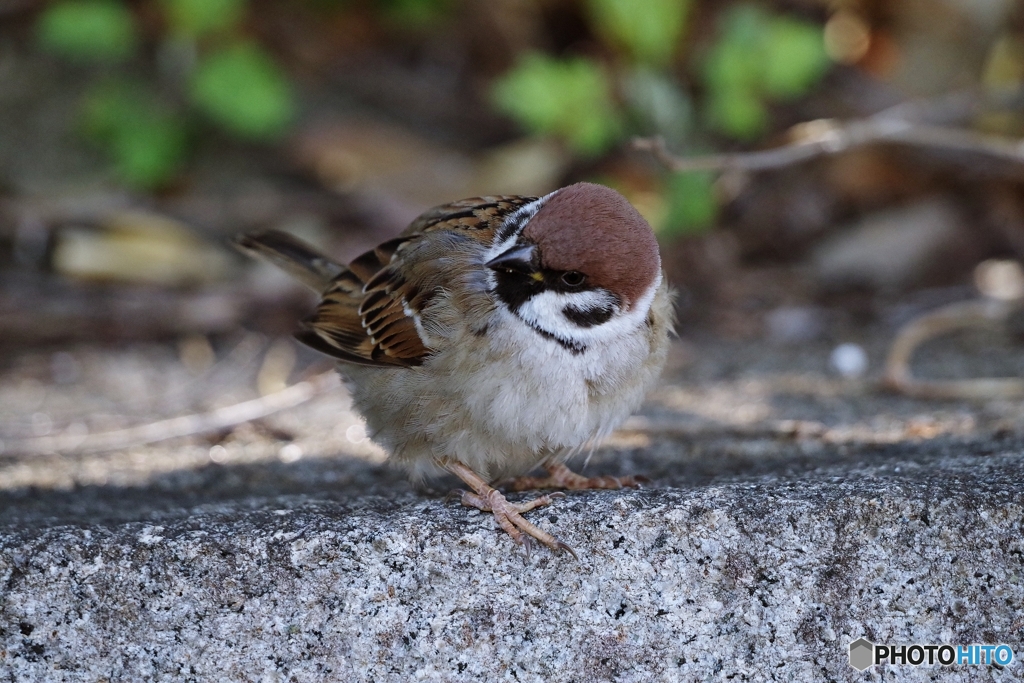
[235,182,673,556]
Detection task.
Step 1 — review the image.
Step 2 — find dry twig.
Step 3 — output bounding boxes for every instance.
[883,298,1024,400]
[0,371,340,456]
[634,89,1024,174]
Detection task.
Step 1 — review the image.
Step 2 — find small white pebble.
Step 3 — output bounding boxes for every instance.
[209,445,229,463]
[975,259,1024,301]
[279,444,303,463]
[831,342,868,378]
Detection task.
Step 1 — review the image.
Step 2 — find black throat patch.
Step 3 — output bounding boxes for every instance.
[526,323,586,355]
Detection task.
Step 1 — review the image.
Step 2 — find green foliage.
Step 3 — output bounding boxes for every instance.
[35,0,298,187]
[191,43,295,139]
[703,9,761,92]
[662,170,717,237]
[82,83,187,187]
[702,4,829,139]
[492,53,621,156]
[491,1,829,236]
[588,0,692,66]
[161,0,246,37]
[705,87,767,140]
[762,17,831,98]
[37,0,137,62]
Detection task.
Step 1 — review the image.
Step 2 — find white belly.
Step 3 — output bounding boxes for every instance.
[344,282,671,481]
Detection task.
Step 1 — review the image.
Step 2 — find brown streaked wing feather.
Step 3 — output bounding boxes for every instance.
[403,195,538,236]
[356,260,430,365]
[295,327,386,367]
[299,194,539,367]
[347,236,409,283]
[299,273,417,367]
[301,241,429,367]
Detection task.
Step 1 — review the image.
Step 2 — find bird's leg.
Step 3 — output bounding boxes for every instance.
[440,459,576,558]
[505,462,649,492]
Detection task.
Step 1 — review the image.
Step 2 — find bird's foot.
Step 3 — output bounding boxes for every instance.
[504,462,649,492]
[458,488,575,558]
[440,460,576,558]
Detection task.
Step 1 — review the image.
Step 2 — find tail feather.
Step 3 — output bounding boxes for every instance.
[233,230,345,292]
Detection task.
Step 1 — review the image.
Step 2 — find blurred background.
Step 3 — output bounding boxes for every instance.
[2,0,1024,491]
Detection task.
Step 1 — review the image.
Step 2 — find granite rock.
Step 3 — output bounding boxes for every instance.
[2,447,1022,682]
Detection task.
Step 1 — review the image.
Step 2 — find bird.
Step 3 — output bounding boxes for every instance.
[235,182,673,556]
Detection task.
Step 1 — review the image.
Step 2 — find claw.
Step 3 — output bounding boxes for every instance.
[444,488,467,505]
[556,541,579,561]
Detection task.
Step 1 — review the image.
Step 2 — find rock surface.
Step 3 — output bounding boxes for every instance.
[2,333,1024,681]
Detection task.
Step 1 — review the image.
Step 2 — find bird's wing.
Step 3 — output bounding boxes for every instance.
[298,236,427,367]
[301,195,538,367]
[403,195,538,235]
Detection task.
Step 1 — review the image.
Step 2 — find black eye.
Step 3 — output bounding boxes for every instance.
[561,271,585,287]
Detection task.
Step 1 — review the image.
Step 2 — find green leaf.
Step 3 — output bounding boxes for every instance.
[705,88,767,140]
[492,53,621,156]
[662,170,717,237]
[110,116,188,187]
[701,4,770,93]
[700,3,830,140]
[161,0,246,37]
[588,0,692,66]
[82,83,187,187]
[763,17,829,99]
[37,0,137,62]
[190,43,295,139]
[702,33,759,94]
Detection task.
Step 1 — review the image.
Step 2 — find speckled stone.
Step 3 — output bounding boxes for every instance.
[1,449,1022,682]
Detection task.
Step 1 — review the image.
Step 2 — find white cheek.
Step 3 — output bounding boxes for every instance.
[517,289,616,336]
[518,272,662,347]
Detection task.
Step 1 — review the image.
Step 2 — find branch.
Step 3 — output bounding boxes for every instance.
[634,89,1024,174]
[0,371,341,456]
[883,299,1024,400]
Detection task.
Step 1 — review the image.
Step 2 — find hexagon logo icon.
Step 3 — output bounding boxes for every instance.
[849,638,874,671]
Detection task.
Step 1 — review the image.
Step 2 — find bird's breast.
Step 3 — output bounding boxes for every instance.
[447,306,658,452]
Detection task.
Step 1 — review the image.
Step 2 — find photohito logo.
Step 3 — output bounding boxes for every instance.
[848,638,1015,671]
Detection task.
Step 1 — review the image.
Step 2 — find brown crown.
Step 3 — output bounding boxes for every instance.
[521,182,660,308]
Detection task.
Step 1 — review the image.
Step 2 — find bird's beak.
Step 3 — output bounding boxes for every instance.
[485,243,537,274]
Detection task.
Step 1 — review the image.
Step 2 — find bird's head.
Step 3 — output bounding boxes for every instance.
[486,182,662,352]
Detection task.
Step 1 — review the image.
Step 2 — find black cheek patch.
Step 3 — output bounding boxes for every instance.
[563,304,615,328]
